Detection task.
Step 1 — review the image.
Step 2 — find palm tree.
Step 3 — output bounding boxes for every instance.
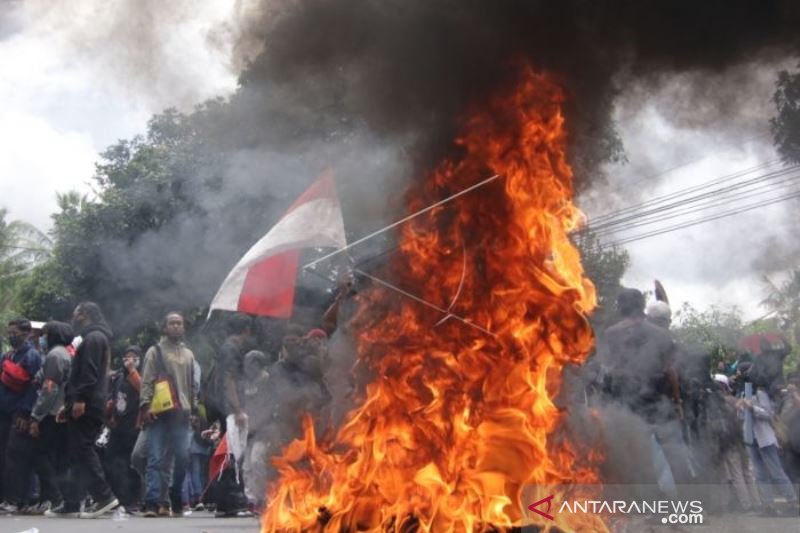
[0,208,53,279]
[0,209,54,324]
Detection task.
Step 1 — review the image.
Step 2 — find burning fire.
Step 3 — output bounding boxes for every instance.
[262,65,607,533]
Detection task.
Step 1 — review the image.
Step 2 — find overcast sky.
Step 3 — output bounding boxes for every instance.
[580,63,797,320]
[0,0,239,230]
[1,1,796,321]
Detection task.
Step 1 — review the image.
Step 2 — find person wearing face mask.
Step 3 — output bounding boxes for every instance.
[105,346,143,514]
[3,321,74,515]
[0,318,42,512]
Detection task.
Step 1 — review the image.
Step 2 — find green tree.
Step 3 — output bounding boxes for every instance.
[20,103,280,352]
[671,302,799,374]
[22,108,219,344]
[574,230,630,332]
[761,270,800,373]
[671,303,745,364]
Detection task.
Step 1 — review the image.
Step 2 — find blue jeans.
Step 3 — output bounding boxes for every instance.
[747,444,798,505]
[182,453,209,505]
[144,411,190,507]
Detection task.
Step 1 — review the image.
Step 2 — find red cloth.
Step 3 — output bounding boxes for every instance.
[208,435,229,484]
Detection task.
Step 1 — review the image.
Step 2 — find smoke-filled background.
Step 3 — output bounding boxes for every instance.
[3,1,800,522]
[2,0,800,337]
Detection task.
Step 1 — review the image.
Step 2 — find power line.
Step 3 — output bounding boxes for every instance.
[349,163,800,267]
[591,169,800,237]
[600,189,800,249]
[591,131,774,223]
[586,159,781,226]
[584,163,797,234]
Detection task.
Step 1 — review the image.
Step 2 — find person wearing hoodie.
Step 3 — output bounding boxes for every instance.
[105,345,143,513]
[139,312,198,518]
[1,321,75,515]
[48,302,118,518]
[0,317,41,511]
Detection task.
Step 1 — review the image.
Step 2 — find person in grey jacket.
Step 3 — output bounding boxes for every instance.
[739,372,798,514]
[2,321,73,515]
[139,312,198,517]
[28,322,73,513]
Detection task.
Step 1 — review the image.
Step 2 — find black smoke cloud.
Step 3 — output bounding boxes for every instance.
[229,0,800,184]
[73,1,800,337]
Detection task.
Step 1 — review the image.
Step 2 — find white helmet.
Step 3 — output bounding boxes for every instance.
[646,301,672,321]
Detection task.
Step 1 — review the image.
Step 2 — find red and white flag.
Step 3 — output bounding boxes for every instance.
[209,171,346,318]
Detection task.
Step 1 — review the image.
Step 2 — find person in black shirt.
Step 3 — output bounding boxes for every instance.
[48,302,118,518]
[106,346,143,513]
[596,289,692,489]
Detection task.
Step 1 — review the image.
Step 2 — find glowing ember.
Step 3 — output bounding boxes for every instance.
[262,64,607,533]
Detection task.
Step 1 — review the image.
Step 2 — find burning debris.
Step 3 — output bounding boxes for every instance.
[260,65,606,533]
[7,2,800,531]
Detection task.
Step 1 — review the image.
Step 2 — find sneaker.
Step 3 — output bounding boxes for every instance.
[169,497,188,517]
[760,505,779,517]
[79,495,119,518]
[192,502,206,512]
[0,501,19,514]
[158,503,172,517]
[141,504,159,518]
[215,507,255,518]
[45,502,81,518]
[25,501,54,515]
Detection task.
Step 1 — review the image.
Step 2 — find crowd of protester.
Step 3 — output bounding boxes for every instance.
[0,288,799,521]
[590,288,800,517]
[0,301,332,519]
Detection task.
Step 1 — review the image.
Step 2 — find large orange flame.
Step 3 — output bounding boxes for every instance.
[262,65,607,533]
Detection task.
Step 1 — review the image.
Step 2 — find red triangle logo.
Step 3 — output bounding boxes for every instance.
[528,495,555,521]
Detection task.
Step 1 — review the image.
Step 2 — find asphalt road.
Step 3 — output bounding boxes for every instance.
[0,512,797,533]
[0,511,259,533]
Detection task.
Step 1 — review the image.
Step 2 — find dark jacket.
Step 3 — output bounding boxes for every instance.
[0,341,42,417]
[66,323,113,420]
[261,359,331,441]
[597,316,676,421]
[108,365,141,438]
[215,338,246,417]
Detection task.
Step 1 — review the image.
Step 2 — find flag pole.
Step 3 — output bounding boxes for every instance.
[302,174,503,270]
